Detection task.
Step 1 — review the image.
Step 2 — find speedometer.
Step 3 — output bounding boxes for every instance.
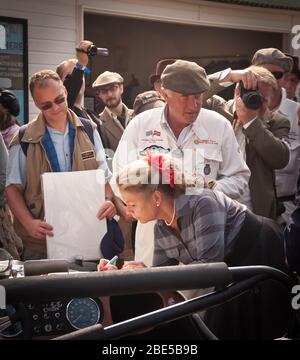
[66,298,100,329]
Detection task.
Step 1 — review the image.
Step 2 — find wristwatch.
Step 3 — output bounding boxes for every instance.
[207,180,217,190]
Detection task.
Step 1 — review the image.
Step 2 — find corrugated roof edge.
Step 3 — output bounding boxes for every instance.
[205,0,300,11]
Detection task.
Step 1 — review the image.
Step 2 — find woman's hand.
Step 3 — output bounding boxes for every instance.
[121,261,147,269]
[97,258,118,271]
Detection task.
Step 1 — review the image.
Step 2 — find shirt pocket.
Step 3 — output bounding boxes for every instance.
[202,147,223,180]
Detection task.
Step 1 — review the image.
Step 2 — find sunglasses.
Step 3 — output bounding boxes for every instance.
[271,71,285,80]
[39,95,66,111]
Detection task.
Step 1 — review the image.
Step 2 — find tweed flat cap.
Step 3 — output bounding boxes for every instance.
[133,90,165,115]
[161,60,210,95]
[252,48,293,72]
[92,71,124,89]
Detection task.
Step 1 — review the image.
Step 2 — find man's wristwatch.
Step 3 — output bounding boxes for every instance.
[207,180,217,190]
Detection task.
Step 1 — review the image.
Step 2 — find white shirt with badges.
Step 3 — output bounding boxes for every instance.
[112,105,250,266]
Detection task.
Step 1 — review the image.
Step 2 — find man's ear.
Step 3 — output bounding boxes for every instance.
[63,85,68,98]
[119,83,124,95]
[160,87,169,101]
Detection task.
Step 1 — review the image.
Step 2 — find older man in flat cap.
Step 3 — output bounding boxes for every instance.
[92,71,133,154]
[112,59,250,266]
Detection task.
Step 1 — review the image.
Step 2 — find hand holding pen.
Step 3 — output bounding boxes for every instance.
[98,255,119,271]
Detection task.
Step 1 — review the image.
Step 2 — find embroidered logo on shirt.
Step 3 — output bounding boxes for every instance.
[146,130,161,137]
[194,139,218,145]
[81,150,95,161]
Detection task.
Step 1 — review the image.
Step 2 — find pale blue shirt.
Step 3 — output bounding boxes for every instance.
[161,108,193,146]
[6,123,111,188]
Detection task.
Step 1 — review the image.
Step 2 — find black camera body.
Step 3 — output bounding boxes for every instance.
[87,45,109,57]
[238,81,262,110]
[76,45,109,57]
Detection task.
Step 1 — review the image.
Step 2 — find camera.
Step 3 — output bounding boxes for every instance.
[238,81,262,110]
[88,45,109,56]
[76,45,109,57]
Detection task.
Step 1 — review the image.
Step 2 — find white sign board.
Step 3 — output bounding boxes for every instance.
[42,170,107,262]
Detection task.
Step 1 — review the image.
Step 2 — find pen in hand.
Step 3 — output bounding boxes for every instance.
[99,255,119,271]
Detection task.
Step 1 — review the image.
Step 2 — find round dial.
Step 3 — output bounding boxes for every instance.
[66,298,100,330]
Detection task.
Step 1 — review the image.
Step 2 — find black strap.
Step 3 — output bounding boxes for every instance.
[78,117,94,145]
[19,118,94,156]
[18,124,28,156]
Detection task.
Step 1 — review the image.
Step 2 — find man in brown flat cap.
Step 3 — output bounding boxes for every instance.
[92,71,133,154]
[113,59,250,267]
[133,90,165,116]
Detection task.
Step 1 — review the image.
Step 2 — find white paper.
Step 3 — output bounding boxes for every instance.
[42,170,107,261]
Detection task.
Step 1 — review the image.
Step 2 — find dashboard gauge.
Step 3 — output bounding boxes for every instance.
[66,298,100,330]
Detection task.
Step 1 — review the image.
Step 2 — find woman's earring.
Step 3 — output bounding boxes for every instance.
[156,202,160,207]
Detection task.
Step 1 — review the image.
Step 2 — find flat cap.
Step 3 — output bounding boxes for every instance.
[92,71,123,89]
[252,48,293,72]
[133,90,165,115]
[161,60,209,95]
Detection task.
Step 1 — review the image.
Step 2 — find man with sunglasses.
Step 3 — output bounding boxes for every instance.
[5,70,119,260]
[251,48,300,225]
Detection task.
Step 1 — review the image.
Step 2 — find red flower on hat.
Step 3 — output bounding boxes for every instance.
[146,151,175,189]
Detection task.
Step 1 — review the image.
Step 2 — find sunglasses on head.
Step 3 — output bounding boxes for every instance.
[271,71,285,80]
[39,95,66,111]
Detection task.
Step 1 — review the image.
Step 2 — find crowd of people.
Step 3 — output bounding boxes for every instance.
[1,41,300,339]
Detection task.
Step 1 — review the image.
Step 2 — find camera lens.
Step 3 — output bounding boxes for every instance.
[88,45,98,56]
[243,92,262,110]
[239,81,262,110]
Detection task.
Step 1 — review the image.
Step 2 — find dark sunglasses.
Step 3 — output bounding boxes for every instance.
[271,71,285,80]
[39,95,66,111]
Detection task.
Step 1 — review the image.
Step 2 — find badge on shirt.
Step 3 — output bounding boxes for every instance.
[146,130,161,137]
[81,150,95,161]
[204,164,211,175]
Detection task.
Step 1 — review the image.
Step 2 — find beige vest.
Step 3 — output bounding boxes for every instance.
[11,110,98,253]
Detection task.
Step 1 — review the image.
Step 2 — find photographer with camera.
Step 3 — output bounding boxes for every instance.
[56,40,110,149]
[206,65,290,219]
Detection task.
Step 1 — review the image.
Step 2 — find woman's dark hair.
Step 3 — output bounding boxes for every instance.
[0,89,20,117]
